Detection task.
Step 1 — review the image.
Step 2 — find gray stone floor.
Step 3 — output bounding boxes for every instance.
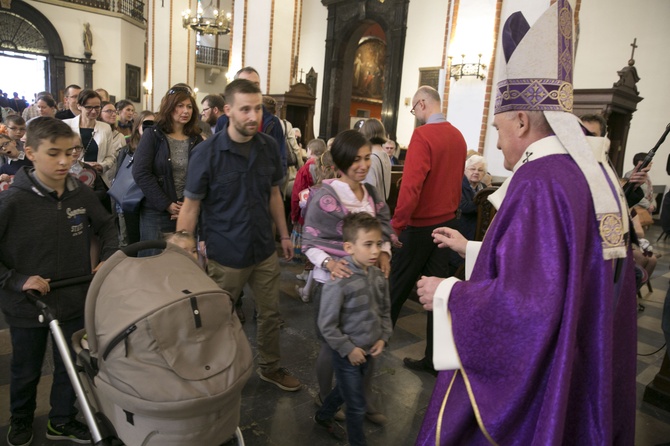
[1,224,670,445]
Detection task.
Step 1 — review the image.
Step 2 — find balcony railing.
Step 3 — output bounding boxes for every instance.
[61,0,145,22]
[196,45,230,68]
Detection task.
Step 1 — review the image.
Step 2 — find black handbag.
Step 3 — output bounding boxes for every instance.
[108,155,144,213]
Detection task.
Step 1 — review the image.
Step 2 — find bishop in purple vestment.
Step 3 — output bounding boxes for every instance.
[415,1,637,445]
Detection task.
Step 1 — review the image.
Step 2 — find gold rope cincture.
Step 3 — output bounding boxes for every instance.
[435,370,459,446]
[461,368,499,445]
[435,312,499,446]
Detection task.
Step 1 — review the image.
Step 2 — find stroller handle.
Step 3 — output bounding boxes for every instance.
[24,275,95,308]
[121,240,167,257]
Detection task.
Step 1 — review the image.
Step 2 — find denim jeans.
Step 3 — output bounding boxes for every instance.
[139,206,175,255]
[316,348,369,446]
[9,317,84,425]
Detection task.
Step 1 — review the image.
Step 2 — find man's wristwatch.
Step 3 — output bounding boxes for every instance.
[322,257,333,269]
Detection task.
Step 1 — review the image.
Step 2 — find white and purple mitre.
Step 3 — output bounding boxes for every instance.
[494,0,628,260]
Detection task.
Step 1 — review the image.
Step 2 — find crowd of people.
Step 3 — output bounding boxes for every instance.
[0,3,651,442]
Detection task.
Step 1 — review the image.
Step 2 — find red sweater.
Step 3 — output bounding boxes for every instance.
[291,158,316,223]
[392,121,466,233]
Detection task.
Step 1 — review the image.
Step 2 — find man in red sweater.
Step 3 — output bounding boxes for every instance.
[390,85,467,375]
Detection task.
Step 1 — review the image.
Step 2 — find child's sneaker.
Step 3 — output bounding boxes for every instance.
[313,415,347,441]
[7,416,33,446]
[295,285,310,303]
[46,419,91,444]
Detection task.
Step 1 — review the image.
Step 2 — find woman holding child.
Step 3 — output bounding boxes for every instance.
[63,90,121,187]
[133,86,202,242]
[302,130,393,428]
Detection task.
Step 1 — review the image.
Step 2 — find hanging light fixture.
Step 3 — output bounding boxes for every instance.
[182,1,232,36]
[448,54,487,81]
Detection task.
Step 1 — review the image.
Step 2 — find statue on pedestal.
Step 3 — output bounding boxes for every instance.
[83,23,93,58]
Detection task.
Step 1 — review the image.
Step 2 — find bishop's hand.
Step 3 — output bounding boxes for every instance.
[432,227,467,258]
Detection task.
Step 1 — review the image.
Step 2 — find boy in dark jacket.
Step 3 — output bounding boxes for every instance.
[315,212,392,445]
[0,117,118,446]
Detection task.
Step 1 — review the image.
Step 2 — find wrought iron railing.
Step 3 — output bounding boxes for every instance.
[196,45,230,67]
[60,0,145,22]
[116,0,145,22]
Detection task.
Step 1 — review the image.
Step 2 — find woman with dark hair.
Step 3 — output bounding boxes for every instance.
[360,118,391,200]
[133,86,202,242]
[115,99,136,139]
[63,89,122,187]
[34,95,57,118]
[302,129,392,425]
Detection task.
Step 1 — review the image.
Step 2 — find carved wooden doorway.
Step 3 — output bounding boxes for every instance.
[319,0,409,140]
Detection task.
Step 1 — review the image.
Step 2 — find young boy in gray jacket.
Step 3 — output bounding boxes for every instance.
[315,212,392,445]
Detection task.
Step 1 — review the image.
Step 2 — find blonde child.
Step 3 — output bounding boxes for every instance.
[165,230,204,267]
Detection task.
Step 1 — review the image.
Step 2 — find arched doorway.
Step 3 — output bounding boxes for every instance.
[319,0,409,140]
[0,1,65,96]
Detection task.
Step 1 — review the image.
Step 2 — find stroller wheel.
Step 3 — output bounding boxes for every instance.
[220,427,245,446]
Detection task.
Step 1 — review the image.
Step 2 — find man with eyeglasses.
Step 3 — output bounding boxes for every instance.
[201,94,225,137]
[389,85,467,377]
[55,84,82,120]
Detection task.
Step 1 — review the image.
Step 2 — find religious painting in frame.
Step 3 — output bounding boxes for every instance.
[352,37,386,103]
[125,64,141,102]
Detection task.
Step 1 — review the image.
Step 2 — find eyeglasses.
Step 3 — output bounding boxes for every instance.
[168,87,191,95]
[83,105,101,111]
[102,109,117,114]
[72,145,84,152]
[7,126,26,132]
[201,107,211,113]
[410,99,424,116]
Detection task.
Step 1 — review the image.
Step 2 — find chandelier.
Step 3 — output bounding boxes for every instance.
[182,1,232,36]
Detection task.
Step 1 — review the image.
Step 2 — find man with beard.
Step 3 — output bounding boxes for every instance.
[215,67,287,177]
[201,94,225,136]
[177,79,302,392]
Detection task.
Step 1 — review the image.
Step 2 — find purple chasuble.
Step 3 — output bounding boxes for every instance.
[417,154,636,445]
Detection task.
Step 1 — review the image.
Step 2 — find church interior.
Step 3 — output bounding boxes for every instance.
[2,0,670,444]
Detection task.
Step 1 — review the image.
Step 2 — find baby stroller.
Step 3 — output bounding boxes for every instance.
[72,240,253,445]
[25,277,123,446]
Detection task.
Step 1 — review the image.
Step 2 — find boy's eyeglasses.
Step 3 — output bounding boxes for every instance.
[72,145,84,152]
[7,126,26,132]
